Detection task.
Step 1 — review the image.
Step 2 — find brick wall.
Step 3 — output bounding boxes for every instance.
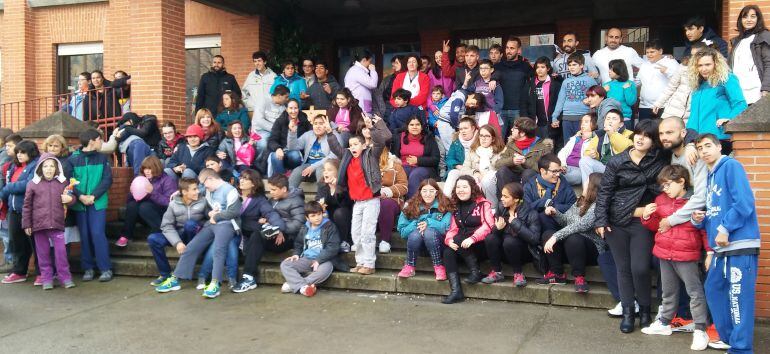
[107,167,132,222]
[1,0,35,130]
[419,29,450,56]
[555,18,593,51]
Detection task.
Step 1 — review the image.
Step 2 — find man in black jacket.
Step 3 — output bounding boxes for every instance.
[495,36,533,139]
[195,55,241,115]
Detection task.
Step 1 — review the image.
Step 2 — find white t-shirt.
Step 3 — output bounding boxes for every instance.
[402,72,421,100]
[592,45,645,84]
[733,35,762,104]
[637,57,680,108]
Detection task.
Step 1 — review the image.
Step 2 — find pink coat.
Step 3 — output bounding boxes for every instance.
[429,69,454,95]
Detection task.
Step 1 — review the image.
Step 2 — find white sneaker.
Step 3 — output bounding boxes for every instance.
[378,240,391,253]
[654,305,664,322]
[196,278,206,290]
[641,320,673,336]
[691,330,709,351]
[707,340,730,350]
[281,282,292,293]
[351,243,358,252]
[608,302,623,316]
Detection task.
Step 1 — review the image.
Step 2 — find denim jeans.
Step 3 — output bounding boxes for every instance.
[198,234,241,281]
[0,222,11,263]
[500,109,520,139]
[267,150,303,177]
[147,220,200,278]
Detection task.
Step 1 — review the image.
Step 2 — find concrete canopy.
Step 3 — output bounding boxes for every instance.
[17,111,92,139]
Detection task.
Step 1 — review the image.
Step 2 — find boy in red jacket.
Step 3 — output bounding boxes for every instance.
[640,164,710,351]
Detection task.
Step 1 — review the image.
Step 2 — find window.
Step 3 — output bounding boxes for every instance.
[460,33,556,62]
[337,42,420,81]
[459,36,502,59]
[56,42,104,95]
[186,35,221,123]
[599,27,650,55]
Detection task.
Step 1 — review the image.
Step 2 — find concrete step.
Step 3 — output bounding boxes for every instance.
[107,240,612,284]
[70,256,616,309]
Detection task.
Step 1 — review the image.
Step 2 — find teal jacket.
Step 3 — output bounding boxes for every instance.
[603,80,637,120]
[397,200,452,239]
[687,73,747,140]
[216,107,250,132]
[270,74,307,103]
[445,139,466,175]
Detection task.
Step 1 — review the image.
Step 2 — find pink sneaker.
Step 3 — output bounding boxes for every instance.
[433,265,447,281]
[513,273,527,287]
[115,236,129,247]
[2,273,27,284]
[398,265,416,278]
[34,275,43,286]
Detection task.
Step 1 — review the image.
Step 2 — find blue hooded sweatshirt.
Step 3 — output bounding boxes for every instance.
[270,73,308,103]
[551,72,594,122]
[697,156,760,253]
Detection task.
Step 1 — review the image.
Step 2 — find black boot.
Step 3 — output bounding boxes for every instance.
[442,272,465,304]
[461,252,483,284]
[620,306,636,333]
[638,306,652,329]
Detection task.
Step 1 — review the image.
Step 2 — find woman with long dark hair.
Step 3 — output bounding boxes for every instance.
[216,91,250,132]
[429,50,454,95]
[730,4,770,104]
[441,175,495,304]
[344,50,379,113]
[326,88,364,146]
[595,119,669,333]
[602,59,637,129]
[391,116,440,198]
[396,179,453,280]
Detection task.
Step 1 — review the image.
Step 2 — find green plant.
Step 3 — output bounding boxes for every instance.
[267,24,320,73]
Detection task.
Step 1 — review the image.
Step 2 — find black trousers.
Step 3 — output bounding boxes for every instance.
[562,234,599,276]
[9,210,36,276]
[122,200,166,239]
[485,231,532,273]
[242,229,293,278]
[329,205,352,245]
[442,234,486,273]
[604,219,654,307]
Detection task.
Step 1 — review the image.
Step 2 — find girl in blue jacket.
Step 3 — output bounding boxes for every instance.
[0,141,40,284]
[603,59,637,129]
[270,61,307,104]
[687,47,748,155]
[396,179,453,281]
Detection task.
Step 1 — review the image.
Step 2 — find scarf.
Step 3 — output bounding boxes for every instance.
[459,131,476,152]
[536,175,560,200]
[475,146,495,174]
[515,136,536,151]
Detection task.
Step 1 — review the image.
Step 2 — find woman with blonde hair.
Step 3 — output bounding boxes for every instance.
[686,47,747,155]
[195,108,225,149]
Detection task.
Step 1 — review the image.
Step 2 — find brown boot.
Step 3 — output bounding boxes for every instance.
[357,267,375,275]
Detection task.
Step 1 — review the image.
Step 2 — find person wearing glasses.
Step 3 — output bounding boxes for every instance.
[522,153,576,285]
[442,124,505,208]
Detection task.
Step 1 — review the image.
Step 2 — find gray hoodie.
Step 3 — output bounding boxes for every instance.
[270,187,306,238]
[160,194,207,246]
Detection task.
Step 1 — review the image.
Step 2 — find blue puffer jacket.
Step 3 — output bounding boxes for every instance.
[0,158,40,212]
[270,74,307,103]
[396,200,452,238]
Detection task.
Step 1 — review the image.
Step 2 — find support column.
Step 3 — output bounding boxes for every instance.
[1,0,35,130]
[419,29,450,56]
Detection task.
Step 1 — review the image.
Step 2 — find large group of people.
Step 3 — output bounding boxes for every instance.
[0,7,767,354]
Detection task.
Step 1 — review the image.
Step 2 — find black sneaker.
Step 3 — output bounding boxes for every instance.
[232,274,257,293]
[536,271,556,285]
[553,273,567,285]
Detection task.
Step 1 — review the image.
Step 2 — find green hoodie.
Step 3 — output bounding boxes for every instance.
[64,149,113,211]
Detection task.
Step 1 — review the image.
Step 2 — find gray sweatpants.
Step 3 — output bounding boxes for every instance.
[280,257,333,293]
[173,223,235,282]
[351,197,379,268]
[659,260,708,330]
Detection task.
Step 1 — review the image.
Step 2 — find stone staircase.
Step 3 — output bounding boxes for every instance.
[72,182,623,309]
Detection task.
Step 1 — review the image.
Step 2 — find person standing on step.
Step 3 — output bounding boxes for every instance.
[279,201,346,297]
[396,179,452,281]
[146,177,206,288]
[64,130,113,282]
[441,175,495,304]
[481,182,540,287]
[325,113,392,276]
[242,51,276,135]
[154,168,241,299]
[195,55,241,115]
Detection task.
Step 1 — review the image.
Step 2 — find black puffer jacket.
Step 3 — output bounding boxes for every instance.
[498,204,541,246]
[595,148,669,228]
[195,69,241,115]
[267,111,311,152]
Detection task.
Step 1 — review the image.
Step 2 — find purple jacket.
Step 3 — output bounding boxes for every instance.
[429,69,454,95]
[129,173,176,207]
[22,154,75,232]
[344,62,379,113]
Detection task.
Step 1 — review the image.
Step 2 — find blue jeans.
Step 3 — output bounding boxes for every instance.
[76,207,111,272]
[126,139,153,176]
[403,165,435,198]
[562,119,581,145]
[500,109,520,139]
[267,150,303,177]
[198,234,240,281]
[597,249,620,302]
[405,229,443,267]
[0,222,11,263]
[147,220,200,277]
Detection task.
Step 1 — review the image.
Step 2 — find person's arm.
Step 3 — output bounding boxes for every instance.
[286,129,301,151]
[669,160,707,226]
[552,205,596,242]
[284,199,306,236]
[359,67,379,90]
[90,158,112,199]
[316,224,341,265]
[267,117,284,152]
[388,74,403,107]
[441,50,455,78]
[160,207,183,246]
[494,85,505,113]
[523,182,548,211]
[3,168,34,195]
[231,76,242,98]
[258,199,286,231]
[608,131,633,153]
[622,82,638,108]
[396,212,418,238]
[469,201,495,243]
[716,38,730,59]
[212,188,242,222]
[147,176,175,207]
[493,143,517,170]
[760,41,770,92]
[584,54,599,78]
[369,117,393,158]
[723,75,749,120]
[416,137,440,167]
[241,74,254,112]
[444,215,459,246]
[325,127,345,158]
[389,163,408,198]
[593,158,618,228]
[653,66,682,108]
[551,84,567,123]
[293,227,306,256]
[21,186,34,231]
[508,208,541,246]
[718,161,756,237]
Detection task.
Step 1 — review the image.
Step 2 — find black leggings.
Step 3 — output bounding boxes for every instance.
[442,236,486,273]
[9,210,36,276]
[604,219,653,307]
[485,231,532,273]
[540,215,566,274]
[122,200,165,239]
[562,234,599,276]
[242,229,293,278]
[329,206,352,245]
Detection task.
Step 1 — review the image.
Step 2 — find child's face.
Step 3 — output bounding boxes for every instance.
[16,151,29,164]
[162,127,176,140]
[580,115,594,133]
[535,63,549,77]
[609,68,618,80]
[568,61,584,75]
[186,135,201,148]
[335,94,349,108]
[41,160,57,180]
[394,97,407,108]
[4,142,15,155]
[348,137,364,157]
[322,163,338,183]
[182,184,199,201]
[662,178,686,199]
[267,183,288,200]
[696,139,723,165]
[454,180,472,201]
[479,64,493,79]
[604,113,623,132]
[47,142,63,156]
[231,123,243,138]
[143,168,154,179]
[205,160,222,172]
[283,64,295,77]
[431,91,443,102]
[307,212,324,226]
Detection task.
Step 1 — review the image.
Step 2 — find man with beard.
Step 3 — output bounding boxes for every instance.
[440,41,467,82]
[494,36,534,138]
[195,55,241,115]
[552,32,599,80]
[592,28,644,84]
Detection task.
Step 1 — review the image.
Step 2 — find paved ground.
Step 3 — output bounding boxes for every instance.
[0,277,768,353]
